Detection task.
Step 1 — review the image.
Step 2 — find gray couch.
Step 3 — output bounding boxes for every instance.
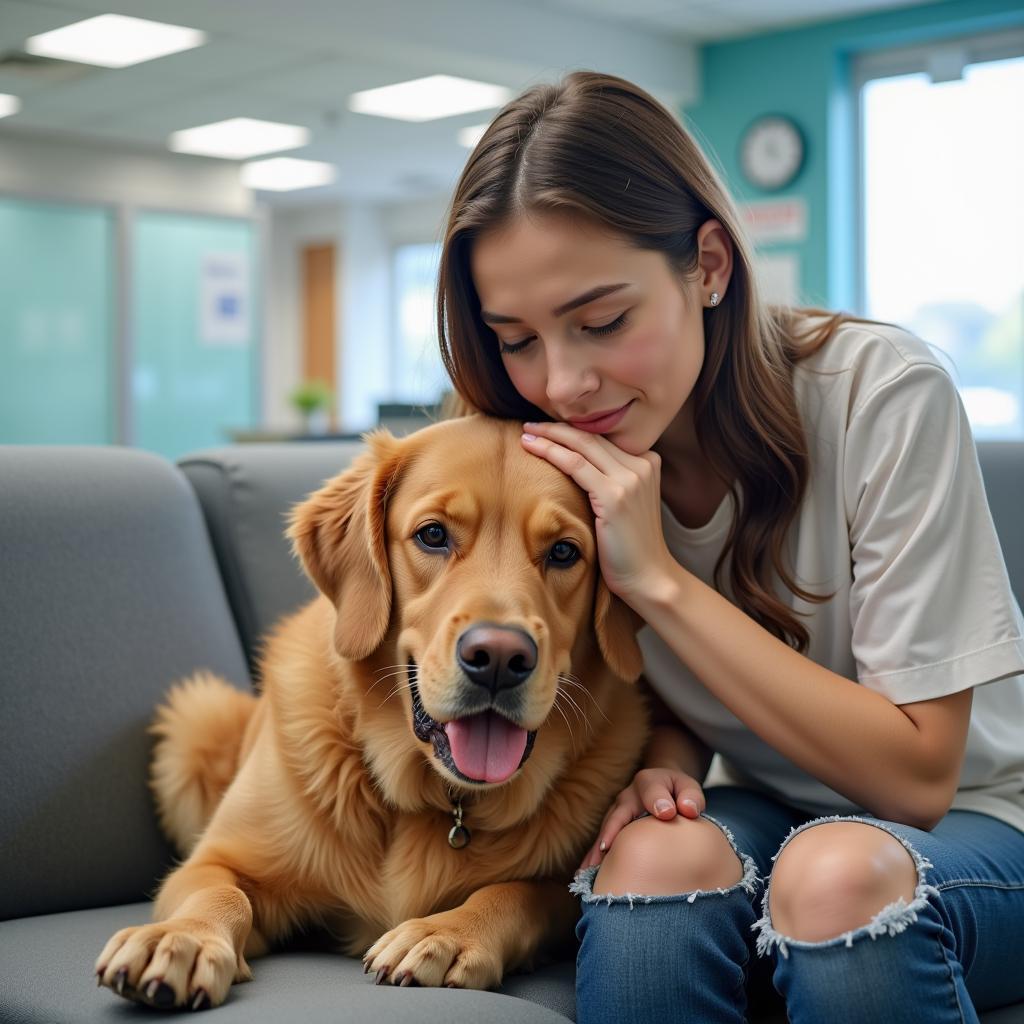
[1,439,1022,1023]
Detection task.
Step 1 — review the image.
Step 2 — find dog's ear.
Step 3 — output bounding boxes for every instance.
[287,431,403,660]
[593,576,644,683]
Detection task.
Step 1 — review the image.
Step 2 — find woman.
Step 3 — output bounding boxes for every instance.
[436,70,1024,1022]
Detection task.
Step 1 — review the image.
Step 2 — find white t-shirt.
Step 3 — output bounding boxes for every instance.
[640,317,1024,832]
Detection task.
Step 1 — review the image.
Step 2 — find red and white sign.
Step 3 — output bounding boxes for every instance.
[739,198,808,244]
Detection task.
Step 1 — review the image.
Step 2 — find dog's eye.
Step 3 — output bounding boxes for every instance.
[415,523,449,550]
[547,540,580,567]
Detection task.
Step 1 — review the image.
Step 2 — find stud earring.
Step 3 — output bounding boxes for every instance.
[709,291,721,307]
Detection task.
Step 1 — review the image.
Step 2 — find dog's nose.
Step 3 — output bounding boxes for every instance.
[456,625,537,694]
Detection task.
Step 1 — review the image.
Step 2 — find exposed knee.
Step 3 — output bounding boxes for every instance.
[768,822,919,943]
[592,815,744,897]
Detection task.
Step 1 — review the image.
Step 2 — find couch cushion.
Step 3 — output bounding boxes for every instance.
[177,442,364,674]
[0,446,251,921]
[0,904,574,1023]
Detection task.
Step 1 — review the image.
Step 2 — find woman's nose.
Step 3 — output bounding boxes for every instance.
[545,345,598,406]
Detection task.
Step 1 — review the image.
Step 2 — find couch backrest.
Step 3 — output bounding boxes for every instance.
[179,439,1023,673]
[0,447,252,921]
[976,441,1023,604]
[177,442,365,675]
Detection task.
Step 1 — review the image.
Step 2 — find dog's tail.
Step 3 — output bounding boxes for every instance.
[148,671,258,858]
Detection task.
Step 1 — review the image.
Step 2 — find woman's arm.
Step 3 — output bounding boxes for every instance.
[640,566,973,830]
[521,421,974,832]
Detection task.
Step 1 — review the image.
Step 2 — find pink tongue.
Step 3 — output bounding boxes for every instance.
[444,712,529,783]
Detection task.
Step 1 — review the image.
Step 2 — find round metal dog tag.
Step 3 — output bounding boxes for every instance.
[448,824,471,849]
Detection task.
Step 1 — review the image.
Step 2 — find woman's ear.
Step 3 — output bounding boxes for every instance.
[696,218,733,302]
[287,430,404,660]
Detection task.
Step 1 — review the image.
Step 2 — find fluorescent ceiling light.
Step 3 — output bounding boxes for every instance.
[24,14,205,69]
[349,75,512,122]
[458,123,489,149]
[169,118,310,160]
[241,157,336,192]
[0,94,21,118]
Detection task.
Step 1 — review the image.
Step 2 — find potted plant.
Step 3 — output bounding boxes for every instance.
[289,379,334,435]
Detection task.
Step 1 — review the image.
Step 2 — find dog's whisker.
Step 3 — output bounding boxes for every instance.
[549,695,577,757]
[366,665,411,695]
[377,680,414,710]
[552,692,582,756]
[366,673,413,697]
[558,675,611,726]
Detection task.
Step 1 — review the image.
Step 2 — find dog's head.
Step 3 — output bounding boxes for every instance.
[288,415,641,791]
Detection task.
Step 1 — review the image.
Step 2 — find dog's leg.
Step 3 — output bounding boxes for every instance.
[95,861,255,1011]
[363,879,579,989]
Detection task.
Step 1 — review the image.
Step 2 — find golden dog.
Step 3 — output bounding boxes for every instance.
[94,415,648,1011]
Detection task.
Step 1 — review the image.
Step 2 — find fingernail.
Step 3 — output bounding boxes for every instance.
[682,799,698,814]
[599,840,607,852]
[522,432,537,442]
[655,799,674,816]
[524,422,538,429]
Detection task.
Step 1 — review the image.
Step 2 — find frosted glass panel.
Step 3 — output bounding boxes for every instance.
[0,197,114,444]
[133,213,256,459]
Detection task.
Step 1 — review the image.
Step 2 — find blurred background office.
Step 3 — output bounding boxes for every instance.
[0,0,1022,458]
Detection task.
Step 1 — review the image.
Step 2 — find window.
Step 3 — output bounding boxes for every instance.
[857,34,1024,439]
[391,242,448,406]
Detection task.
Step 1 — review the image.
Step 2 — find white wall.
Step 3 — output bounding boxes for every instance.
[0,132,252,214]
[268,192,450,433]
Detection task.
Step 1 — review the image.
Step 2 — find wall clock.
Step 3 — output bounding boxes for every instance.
[739,114,805,191]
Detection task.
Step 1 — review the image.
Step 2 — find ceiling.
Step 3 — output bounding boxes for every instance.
[0,0,935,204]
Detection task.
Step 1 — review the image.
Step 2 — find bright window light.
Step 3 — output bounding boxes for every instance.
[457,123,489,149]
[392,243,448,403]
[862,54,1024,440]
[241,157,336,191]
[24,14,205,69]
[169,118,310,160]
[349,75,512,122]
[0,94,21,118]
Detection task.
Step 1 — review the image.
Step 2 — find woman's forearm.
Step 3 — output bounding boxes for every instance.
[635,564,961,829]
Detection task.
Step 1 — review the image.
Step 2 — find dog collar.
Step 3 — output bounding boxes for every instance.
[448,792,471,849]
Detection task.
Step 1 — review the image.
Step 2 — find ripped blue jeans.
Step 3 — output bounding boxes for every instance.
[572,786,1024,1023]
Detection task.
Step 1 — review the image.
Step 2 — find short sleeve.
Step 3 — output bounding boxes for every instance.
[843,362,1024,703]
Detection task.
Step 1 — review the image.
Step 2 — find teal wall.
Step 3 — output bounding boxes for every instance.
[133,213,258,460]
[0,198,114,444]
[682,0,1024,310]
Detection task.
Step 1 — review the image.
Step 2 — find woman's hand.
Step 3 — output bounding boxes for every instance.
[577,767,706,872]
[521,422,674,608]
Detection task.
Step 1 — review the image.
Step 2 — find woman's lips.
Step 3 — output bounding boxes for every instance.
[568,401,633,434]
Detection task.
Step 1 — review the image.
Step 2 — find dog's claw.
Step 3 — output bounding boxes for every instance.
[191,988,210,1011]
[400,973,415,987]
[375,967,389,985]
[114,968,128,996]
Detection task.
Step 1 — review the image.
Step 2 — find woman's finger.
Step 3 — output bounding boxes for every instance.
[523,420,641,477]
[591,799,645,859]
[520,433,612,495]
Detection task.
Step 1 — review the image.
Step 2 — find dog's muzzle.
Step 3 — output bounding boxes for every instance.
[409,660,537,786]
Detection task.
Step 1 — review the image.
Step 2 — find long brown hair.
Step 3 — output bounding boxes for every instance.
[437,70,845,652]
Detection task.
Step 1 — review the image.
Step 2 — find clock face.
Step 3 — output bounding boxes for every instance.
[739,115,805,191]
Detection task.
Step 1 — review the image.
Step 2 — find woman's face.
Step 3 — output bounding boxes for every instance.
[470,213,712,456]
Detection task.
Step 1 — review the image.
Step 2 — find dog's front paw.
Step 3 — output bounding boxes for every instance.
[95,918,250,1011]
[363,911,503,990]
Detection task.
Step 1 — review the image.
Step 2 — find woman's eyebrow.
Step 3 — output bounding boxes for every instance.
[480,283,629,324]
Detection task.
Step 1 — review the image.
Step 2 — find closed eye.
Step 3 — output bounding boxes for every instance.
[498,312,630,356]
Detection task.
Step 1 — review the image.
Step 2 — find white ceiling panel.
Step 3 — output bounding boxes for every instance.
[0,0,938,202]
